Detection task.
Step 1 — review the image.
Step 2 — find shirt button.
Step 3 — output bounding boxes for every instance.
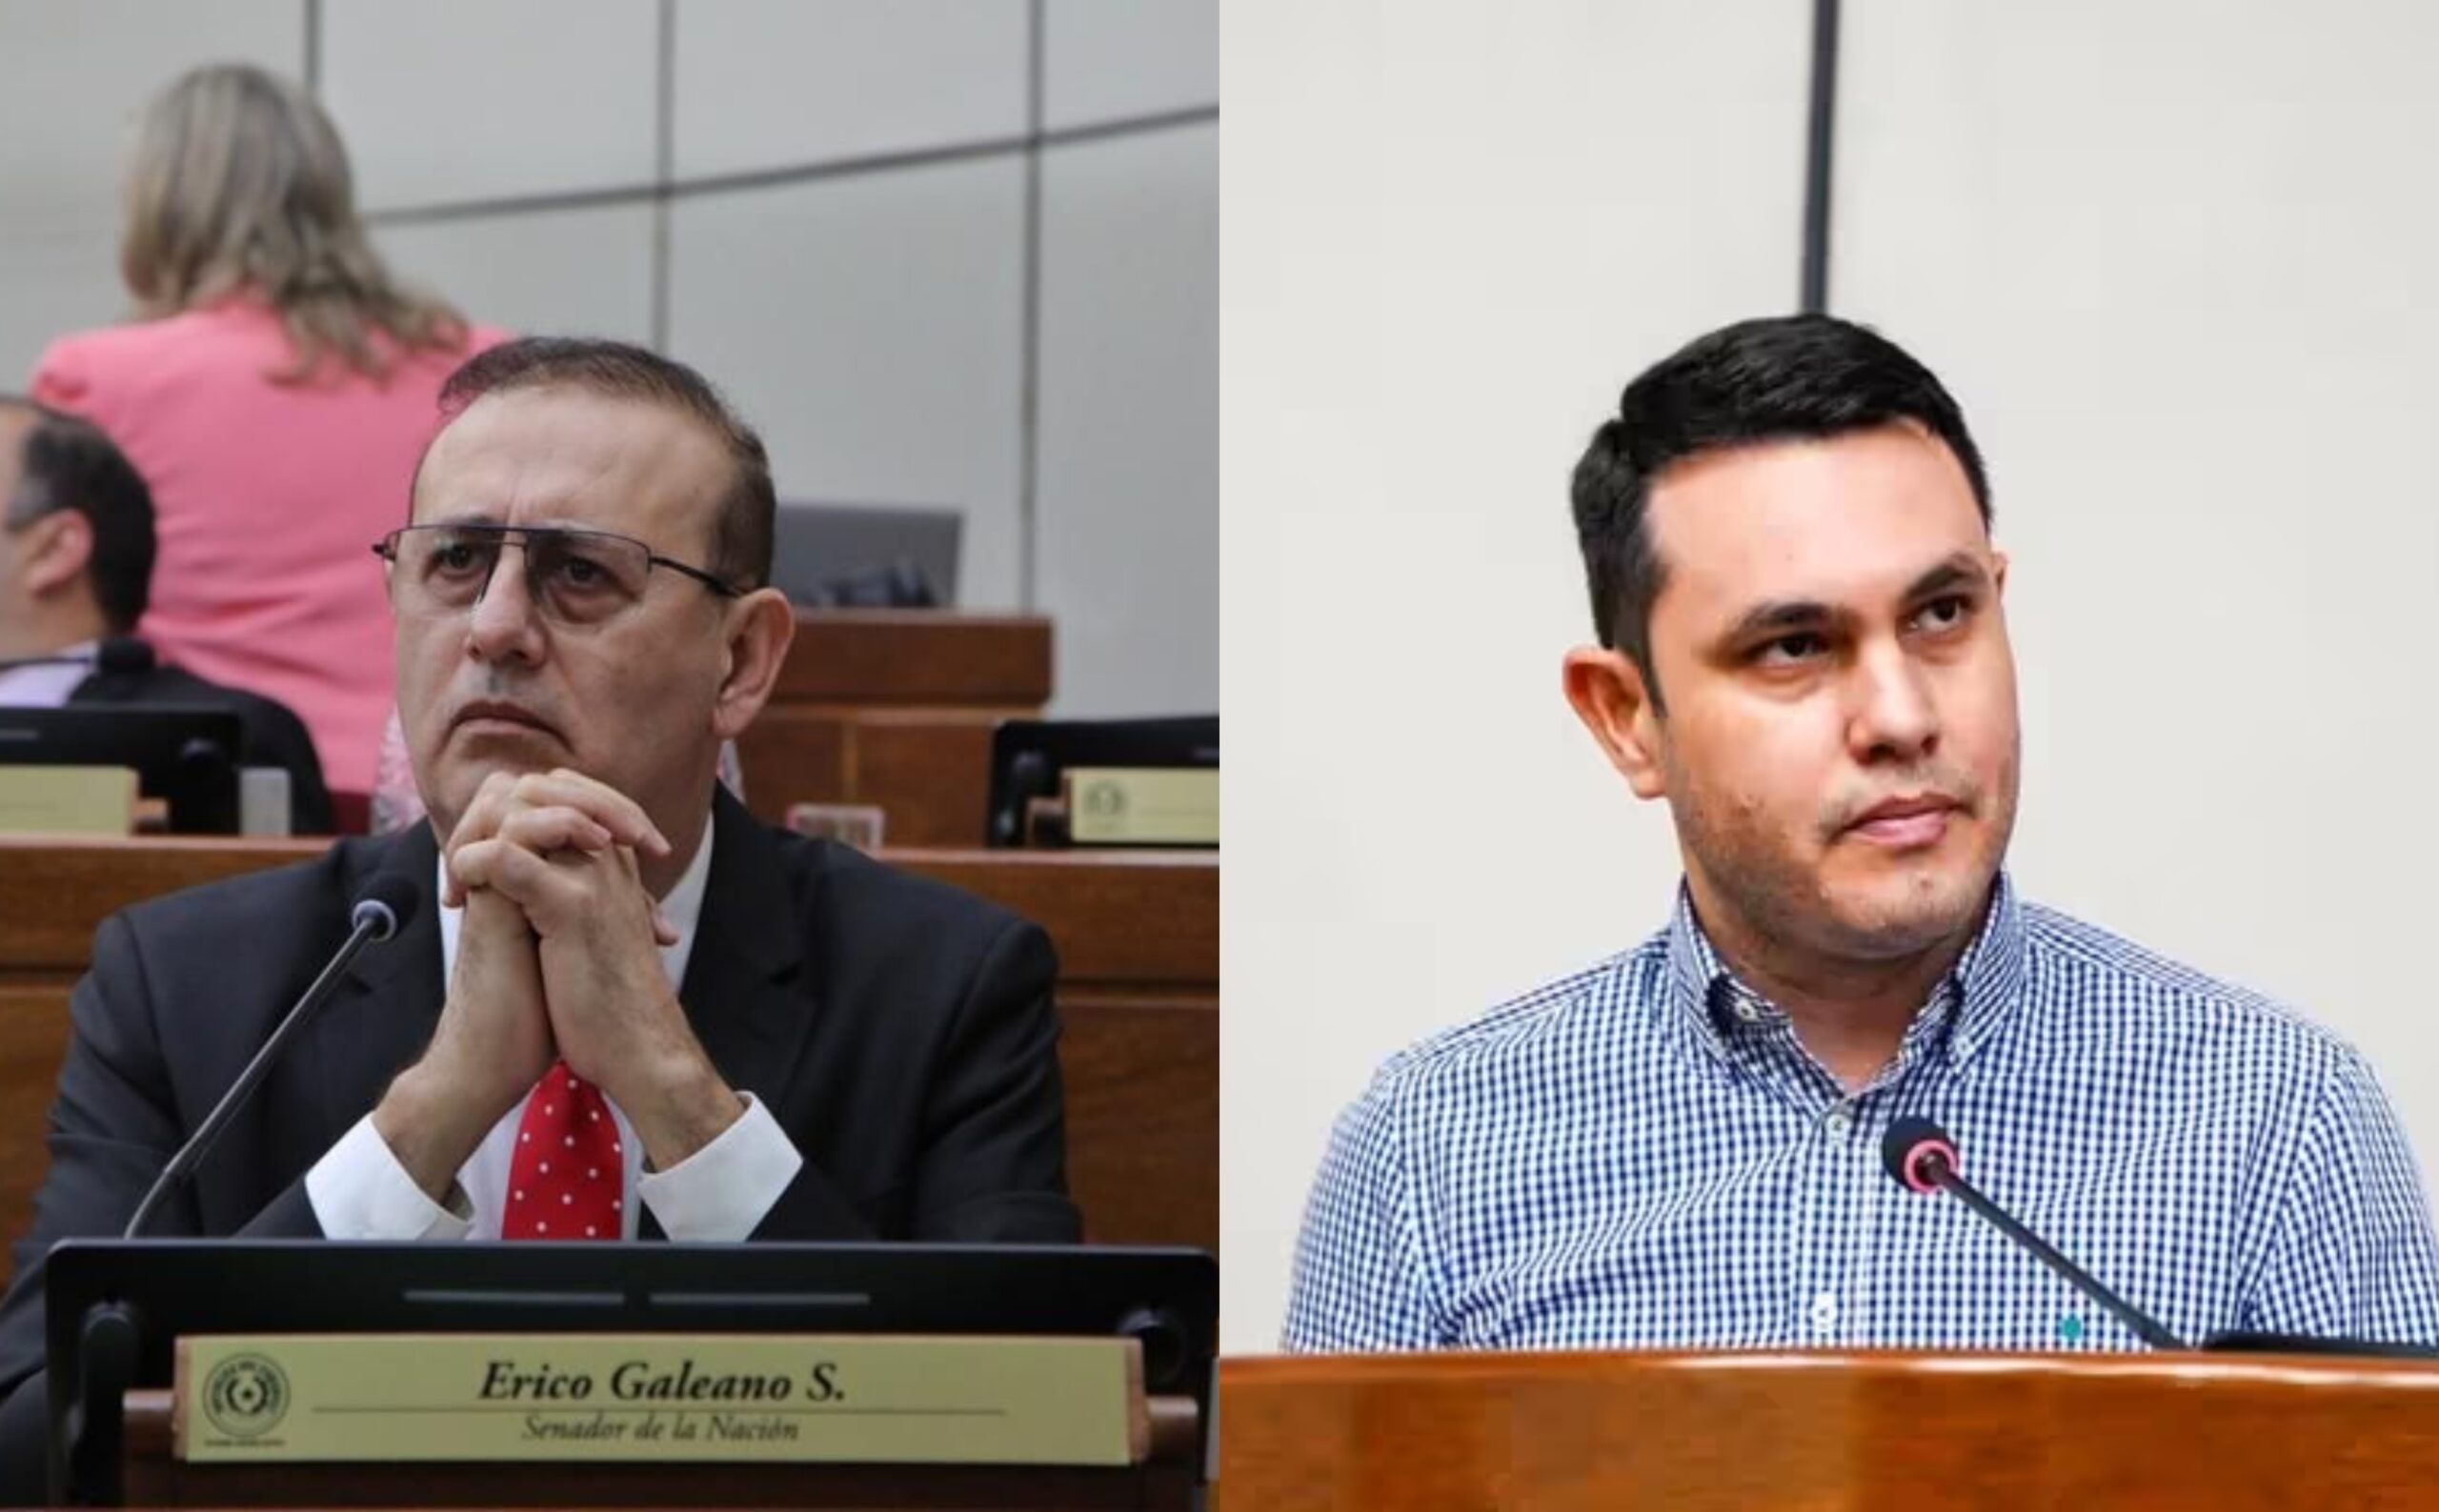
[1809,1292,1838,1334]
[1734,998,1762,1023]
[1824,1108,1854,1139]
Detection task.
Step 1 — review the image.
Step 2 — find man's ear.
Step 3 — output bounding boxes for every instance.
[18,511,93,598]
[1562,646,1669,800]
[1991,549,2009,600]
[708,587,796,743]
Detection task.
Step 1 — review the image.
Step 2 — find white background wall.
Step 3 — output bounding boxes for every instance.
[0,0,1215,718]
[1223,0,2439,1352]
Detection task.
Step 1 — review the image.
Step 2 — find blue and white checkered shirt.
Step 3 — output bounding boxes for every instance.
[1283,876,2439,1353]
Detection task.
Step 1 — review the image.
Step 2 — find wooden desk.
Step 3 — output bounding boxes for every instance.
[0,835,1213,1284]
[1218,1348,2439,1508]
[735,611,1053,846]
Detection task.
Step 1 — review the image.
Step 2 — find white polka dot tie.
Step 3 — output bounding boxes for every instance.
[501,1061,620,1240]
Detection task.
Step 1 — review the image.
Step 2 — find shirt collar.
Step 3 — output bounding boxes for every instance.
[0,639,99,710]
[434,807,716,992]
[1663,871,2028,1068]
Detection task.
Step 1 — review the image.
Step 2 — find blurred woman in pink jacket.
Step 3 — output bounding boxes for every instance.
[31,64,503,803]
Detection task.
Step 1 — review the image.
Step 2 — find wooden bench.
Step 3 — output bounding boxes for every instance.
[0,836,1214,1283]
[736,611,1053,846]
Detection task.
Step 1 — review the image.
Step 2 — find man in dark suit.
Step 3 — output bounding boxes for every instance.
[0,395,333,830]
[0,339,1077,1497]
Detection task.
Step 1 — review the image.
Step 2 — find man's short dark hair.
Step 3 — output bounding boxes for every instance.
[1569,314,1991,708]
[425,337,777,591]
[2,396,156,633]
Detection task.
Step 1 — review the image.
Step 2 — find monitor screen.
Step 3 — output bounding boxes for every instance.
[772,502,963,609]
[0,705,241,834]
[986,716,1220,848]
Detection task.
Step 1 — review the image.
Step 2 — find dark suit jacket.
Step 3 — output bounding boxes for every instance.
[67,660,335,833]
[0,787,1076,1498]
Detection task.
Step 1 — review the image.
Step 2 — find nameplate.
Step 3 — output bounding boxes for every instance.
[1064,767,1219,845]
[0,765,134,836]
[173,1333,1144,1465]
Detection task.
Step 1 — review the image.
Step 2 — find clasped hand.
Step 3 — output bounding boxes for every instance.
[376,769,741,1197]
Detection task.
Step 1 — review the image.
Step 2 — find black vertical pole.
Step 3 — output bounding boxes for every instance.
[1800,0,1842,313]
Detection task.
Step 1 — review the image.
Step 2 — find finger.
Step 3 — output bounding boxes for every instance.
[446,837,501,901]
[507,769,671,857]
[441,772,525,904]
[493,805,616,857]
[449,837,573,921]
[462,837,668,950]
[560,844,677,945]
[594,841,679,945]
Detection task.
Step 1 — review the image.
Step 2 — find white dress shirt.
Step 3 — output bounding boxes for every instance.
[305,813,804,1240]
[0,640,96,708]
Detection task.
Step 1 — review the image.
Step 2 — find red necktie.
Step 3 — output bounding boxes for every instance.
[500,1061,624,1240]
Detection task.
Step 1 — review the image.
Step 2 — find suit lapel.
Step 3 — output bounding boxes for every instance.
[295,824,447,1154]
[63,671,117,703]
[679,788,811,1109]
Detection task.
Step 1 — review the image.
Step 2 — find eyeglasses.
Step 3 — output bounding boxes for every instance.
[373,523,740,629]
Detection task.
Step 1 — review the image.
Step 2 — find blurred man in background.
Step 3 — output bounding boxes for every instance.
[0,394,331,830]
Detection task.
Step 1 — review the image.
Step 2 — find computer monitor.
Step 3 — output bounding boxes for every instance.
[45,1239,1216,1502]
[986,716,1219,848]
[0,705,241,834]
[772,502,963,609]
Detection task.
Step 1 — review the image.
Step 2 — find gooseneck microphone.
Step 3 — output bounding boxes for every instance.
[1881,1116,2187,1351]
[121,871,423,1238]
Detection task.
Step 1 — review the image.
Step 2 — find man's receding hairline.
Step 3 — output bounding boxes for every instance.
[1639,419,1985,549]
[446,374,725,424]
[416,378,738,534]
[1631,419,1993,647]
[433,379,737,462]
[1643,415,1960,488]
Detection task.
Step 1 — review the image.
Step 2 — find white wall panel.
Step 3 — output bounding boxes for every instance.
[322,0,658,209]
[1044,0,1217,130]
[1837,0,2439,1240]
[667,161,1028,609]
[374,205,656,348]
[674,0,1027,178]
[1036,126,1218,716]
[1220,0,1812,1350]
[0,0,302,378]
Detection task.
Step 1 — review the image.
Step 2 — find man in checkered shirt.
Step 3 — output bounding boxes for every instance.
[1283,314,2439,1355]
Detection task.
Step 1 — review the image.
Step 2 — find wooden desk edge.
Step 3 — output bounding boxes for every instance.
[1218,1345,2439,1387]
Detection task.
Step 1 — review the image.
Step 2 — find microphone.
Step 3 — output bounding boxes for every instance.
[121,870,423,1238]
[1881,1116,2187,1351]
[91,636,155,675]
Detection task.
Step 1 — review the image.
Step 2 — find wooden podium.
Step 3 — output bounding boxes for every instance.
[1217,1348,2439,1509]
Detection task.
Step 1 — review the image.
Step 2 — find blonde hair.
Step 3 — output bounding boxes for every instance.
[119,64,468,385]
